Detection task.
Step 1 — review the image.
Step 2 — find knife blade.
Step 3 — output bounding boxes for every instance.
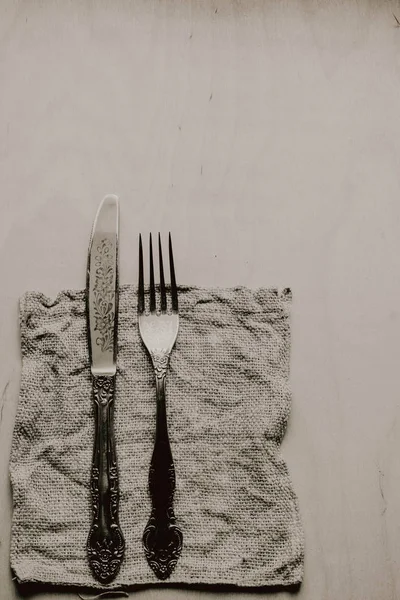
[86,195,125,584]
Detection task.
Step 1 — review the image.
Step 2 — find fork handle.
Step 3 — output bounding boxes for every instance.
[143,355,183,580]
[87,375,125,584]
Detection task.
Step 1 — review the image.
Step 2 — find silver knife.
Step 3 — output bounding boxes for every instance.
[86,195,125,584]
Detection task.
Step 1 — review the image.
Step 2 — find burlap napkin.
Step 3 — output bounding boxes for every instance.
[10,285,304,589]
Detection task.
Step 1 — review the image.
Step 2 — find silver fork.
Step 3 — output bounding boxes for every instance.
[138,232,183,580]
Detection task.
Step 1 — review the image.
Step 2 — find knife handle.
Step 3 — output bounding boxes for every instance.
[87,375,125,584]
[143,374,183,580]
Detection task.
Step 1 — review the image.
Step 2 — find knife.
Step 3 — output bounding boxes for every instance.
[86,195,125,584]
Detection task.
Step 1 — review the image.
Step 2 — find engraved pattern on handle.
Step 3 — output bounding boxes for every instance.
[87,375,125,584]
[142,351,183,580]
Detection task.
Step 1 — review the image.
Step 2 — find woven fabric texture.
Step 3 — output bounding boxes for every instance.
[10,285,304,589]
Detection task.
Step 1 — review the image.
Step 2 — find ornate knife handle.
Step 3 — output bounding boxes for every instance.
[143,358,183,580]
[87,375,125,584]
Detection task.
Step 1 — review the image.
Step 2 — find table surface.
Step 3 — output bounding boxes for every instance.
[1,1,400,599]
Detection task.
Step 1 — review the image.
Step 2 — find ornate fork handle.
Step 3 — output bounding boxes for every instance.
[87,375,125,584]
[143,351,183,580]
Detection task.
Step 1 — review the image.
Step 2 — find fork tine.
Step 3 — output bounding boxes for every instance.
[149,233,156,313]
[169,233,178,312]
[138,234,145,314]
[159,233,167,313]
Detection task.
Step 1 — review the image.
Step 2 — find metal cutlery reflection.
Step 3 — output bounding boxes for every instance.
[138,233,183,580]
[86,196,125,584]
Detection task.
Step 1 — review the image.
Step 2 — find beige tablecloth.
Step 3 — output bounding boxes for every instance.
[10,285,303,590]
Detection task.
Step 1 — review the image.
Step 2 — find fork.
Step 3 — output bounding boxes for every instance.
[138,232,183,580]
